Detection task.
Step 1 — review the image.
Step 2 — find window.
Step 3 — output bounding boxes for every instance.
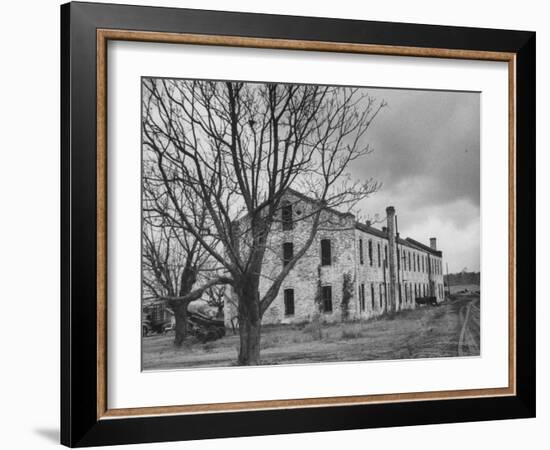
[284,289,295,316]
[422,256,425,272]
[377,243,381,267]
[417,254,420,272]
[379,284,383,309]
[360,283,365,311]
[281,202,293,231]
[384,244,388,265]
[397,249,401,270]
[322,286,333,312]
[359,239,364,265]
[371,283,375,309]
[321,239,331,266]
[368,240,373,266]
[408,252,411,271]
[283,242,293,266]
[413,253,416,272]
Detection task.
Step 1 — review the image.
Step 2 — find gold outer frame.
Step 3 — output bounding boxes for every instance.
[96,29,516,420]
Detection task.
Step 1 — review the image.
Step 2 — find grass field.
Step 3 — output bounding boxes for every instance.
[142,295,480,370]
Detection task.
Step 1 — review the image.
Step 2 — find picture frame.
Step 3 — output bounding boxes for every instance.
[60,1,535,447]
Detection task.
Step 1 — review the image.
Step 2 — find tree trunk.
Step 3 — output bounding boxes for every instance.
[237,283,262,365]
[173,301,190,347]
[172,267,197,347]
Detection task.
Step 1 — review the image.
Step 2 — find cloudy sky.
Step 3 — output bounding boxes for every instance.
[351,88,480,274]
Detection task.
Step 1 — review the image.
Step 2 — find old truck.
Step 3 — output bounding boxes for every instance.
[142,299,225,342]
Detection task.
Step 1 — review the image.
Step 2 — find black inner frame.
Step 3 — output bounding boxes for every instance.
[61,2,535,447]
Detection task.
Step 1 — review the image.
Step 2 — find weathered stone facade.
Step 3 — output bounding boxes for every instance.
[224,190,445,327]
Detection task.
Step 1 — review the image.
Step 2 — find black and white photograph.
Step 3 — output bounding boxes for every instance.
[0,0,541,447]
[141,78,481,370]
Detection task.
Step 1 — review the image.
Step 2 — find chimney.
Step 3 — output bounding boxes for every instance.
[430,237,437,250]
[382,226,387,233]
[386,206,397,313]
[366,220,372,227]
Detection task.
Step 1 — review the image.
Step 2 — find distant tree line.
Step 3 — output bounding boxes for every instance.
[444,271,480,287]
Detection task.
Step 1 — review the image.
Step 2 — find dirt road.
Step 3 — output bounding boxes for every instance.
[458,297,481,356]
[143,295,480,370]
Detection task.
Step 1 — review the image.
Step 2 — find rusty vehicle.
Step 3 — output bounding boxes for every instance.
[187,300,225,342]
[187,311,225,342]
[142,301,174,337]
[142,299,225,341]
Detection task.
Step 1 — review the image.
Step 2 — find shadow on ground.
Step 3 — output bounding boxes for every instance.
[34,428,59,444]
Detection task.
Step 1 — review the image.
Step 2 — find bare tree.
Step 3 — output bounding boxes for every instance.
[205,285,227,318]
[142,79,384,364]
[142,170,227,346]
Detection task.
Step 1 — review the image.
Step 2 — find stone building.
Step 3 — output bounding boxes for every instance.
[224,189,445,327]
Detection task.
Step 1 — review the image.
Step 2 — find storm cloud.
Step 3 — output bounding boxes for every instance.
[352,88,480,273]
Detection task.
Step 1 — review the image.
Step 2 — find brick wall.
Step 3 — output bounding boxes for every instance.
[223,191,445,327]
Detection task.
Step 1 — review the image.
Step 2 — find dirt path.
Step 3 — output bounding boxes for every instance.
[143,296,480,370]
[458,297,481,356]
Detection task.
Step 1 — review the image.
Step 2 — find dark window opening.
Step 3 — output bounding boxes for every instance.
[377,243,381,267]
[360,283,365,311]
[371,283,375,309]
[359,239,364,265]
[321,239,332,266]
[283,242,293,266]
[282,203,293,231]
[368,240,373,266]
[284,289,295,316]
[322,286,333,313]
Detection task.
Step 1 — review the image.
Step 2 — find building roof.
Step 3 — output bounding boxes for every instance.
[288,188,442,257]
[404,237,443,257]
[355,221,387,239]
[355,221,442,257]
[236,187,442,257]
[285,188,355,219]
